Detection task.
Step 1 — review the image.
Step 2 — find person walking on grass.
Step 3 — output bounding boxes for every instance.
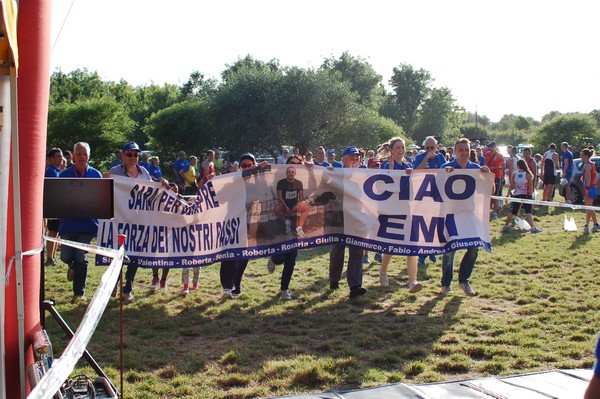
[440,138,491,297]
[376,137,422,293]
[502,159,541,234]
[541,143,559,202]
[59,142,102,304]
[581,147,599,233]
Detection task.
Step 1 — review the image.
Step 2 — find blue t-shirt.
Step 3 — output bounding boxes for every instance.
[138,161,151,170]
[313,161,331,167]
[595,335,600,379]
[58,165,103,234]
[330,160,343,168]
[147,164,163,180]
[173,158,189,173]
[562,150,574,180]
[413,152,447,169]
[381,159,412,170]
[478,155,485,166]
[441,158,481,170]
[45,165,61,178]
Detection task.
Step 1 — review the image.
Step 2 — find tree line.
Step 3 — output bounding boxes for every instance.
[47,52,600,177]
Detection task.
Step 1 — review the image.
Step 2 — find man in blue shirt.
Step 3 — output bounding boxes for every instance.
[58,142,102,304]
[44,148,63,266]
[313,146,331,167]
[413,136,447,265]
[439,138,491,298]
[561,142,574,204]
[326,149,343,168]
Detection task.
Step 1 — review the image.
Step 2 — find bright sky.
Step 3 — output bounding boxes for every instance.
[50,0,600,122]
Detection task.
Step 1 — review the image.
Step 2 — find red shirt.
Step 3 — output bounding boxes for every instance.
[486,152,505,180]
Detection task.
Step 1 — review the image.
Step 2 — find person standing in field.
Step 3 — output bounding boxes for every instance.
[540,143,559,202]
[580,147,599,232]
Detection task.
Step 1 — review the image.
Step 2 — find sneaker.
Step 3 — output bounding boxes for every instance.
[458,282,477,297]
[267,257,276,273]
[584,225,590,233]
[440,286,453,296]
[379,270,389,287]
[159,280,167,290]
[429,255,437,262]
[362,254,370,264]
[123,292,135,303]
[192,283,199,291]
[330,281,339,290]
[181,284,190,295]
[71,295,87,304]
[418,256,426,266]
[285,219,292,234]
[280,290,292,300]
[374,253,383,263]
[296,226,306,238]
[349,287,367,298]
[592,224,600,232]
[230,289,241,299]
[45,258,56,266]
[408,280,423,294]
[492,212,498,220]
[150,277,159,290]
[223,288,232,296]
[67,267,74,282]
[502,225,515,232]
[530,226,542,234]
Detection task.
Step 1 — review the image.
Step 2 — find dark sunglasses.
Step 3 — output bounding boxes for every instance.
[240,162,254,169]
[425,146,436,150]
[124,152,139,158]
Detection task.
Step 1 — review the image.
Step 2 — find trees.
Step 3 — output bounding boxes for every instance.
[321,52,385,108]
[386,64,432,134]
[531,114,600,151]
[47,98,134,170]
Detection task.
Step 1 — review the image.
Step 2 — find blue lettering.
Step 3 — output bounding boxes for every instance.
[377,214,407,240]
[410,214,458,243]
[414,174,443,202]
[445,175,476,200]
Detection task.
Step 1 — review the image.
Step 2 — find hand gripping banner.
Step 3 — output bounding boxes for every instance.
[96,166,493,268]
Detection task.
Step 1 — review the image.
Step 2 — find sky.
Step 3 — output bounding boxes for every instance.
[49,0,600,122]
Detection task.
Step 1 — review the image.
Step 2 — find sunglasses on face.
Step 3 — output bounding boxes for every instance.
[425,146,436,150]
[124,152,139,158]
[240,162,254,169]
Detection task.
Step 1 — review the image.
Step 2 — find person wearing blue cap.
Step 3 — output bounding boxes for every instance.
[329,145,366,298]
[106,141,169,303]
[326,148,343,168]
[220,152,269,298]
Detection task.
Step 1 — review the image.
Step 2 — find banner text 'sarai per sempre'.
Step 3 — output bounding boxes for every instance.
[96,166,493,268]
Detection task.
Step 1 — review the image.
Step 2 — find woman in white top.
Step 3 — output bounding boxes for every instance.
[502,159,540,233]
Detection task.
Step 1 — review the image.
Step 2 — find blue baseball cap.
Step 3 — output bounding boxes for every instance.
[326,149,335,156]
[239,152,256,163]
[342,146,360,157]
[122,141,141,152]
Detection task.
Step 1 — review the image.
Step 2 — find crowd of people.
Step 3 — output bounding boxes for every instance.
[44,136,598,305]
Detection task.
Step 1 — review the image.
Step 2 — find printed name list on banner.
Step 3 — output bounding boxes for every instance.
[96,166,493,268]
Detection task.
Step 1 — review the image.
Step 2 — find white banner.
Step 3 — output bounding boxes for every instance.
[96,166,493,267]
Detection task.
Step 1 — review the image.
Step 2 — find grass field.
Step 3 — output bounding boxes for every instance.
[43,203,600,399]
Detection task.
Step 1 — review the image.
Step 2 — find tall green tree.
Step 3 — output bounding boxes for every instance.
[129,83,181,145]
[321,52,385,108]
[531,114,600,151]
[47,97,134,170]
[179,71,218,102]
[49,68,110,105]
[144,100,213,170]
[386,64,432,133]
[411,87,464,145]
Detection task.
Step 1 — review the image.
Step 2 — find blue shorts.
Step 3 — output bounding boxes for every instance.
[587,187,598,199]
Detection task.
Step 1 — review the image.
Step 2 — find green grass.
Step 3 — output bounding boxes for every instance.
[43,204,600,398]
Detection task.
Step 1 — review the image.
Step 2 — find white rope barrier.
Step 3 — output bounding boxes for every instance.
[43,235,119,258]
[491,195,600,212]
[27,245,124,399]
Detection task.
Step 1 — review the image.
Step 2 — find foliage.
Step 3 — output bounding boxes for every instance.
[492,114,539,132]
[47,97,134,171]
[386,64,432,134]
[531,113,600,151]
[49,68,109,105]
[321,52,385,108]
[179,71,218,102]
[144,100,213,171]
[411,87,465,145]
